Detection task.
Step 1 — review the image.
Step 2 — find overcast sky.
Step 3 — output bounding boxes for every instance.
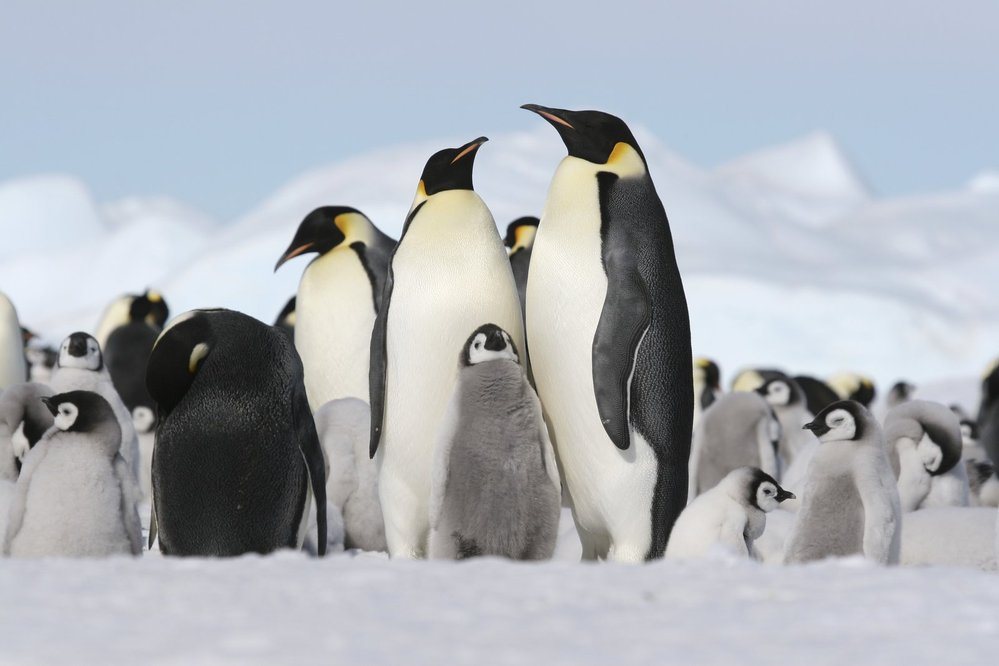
[2,0,997,218]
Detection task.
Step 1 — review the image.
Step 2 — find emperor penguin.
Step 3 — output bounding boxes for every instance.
[428,324,561,560]
[369,137,525,558]
[784,400,901,565]
[3,390,142,557]
[791,375,840,416]
[49,332,140,482]
[828,372,876,408]
[884,400,969,511]
[687,391,780,500]
[755,377,813,473]
[978,359,999,469]
[503,216,539,321]
[94,290,169,350]
[104,295,161,414]
[275,206,395,410]
[666,467,794,560]
[521,104,692,561]
[730,368,785,393]
[0,292,27,390]
[692,357,722,430]
[273,296,296,341]
[957,417,999,507]
[146,308,328,556]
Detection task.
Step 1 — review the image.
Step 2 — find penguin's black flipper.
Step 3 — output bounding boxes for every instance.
[368,262,394,459]
[292,379,327,556]
[366,229,397,313]
[591,173,652,451]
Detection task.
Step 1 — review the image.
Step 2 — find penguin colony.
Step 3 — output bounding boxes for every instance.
[1,105,998,571]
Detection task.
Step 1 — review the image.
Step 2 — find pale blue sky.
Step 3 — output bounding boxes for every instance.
[2,0,997,218]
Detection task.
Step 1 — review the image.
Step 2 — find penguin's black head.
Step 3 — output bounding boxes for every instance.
[417,137,488,197]
[804,400,867,443]
[503,216,540,253]
[146,310,217,419]
[275,206,370,271]
[460,323,519,367]
[982,359,999,407]
[41,390,116,434]
[129,294,153,323]
[694,357,721,391]
[521,104,645,166]
[747,468,795,512]
[756,377,801,408]
[58,332,103,371]
[274,296,297,328]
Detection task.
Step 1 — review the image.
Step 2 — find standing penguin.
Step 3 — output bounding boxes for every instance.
[692,357,722,430]
[0,292,27,390]
[503,216,539,321]
[3,390,142,557]
[273,296,297,341]
[146,309,327,556]
[792,375,840,416]
[369,137,525,558]
[94,290,169,350]
[104,295,161,414]
[884,400,969,511]
[784,401,901,565]
[755,376,813,472]
[49,332,140,482]
[667,466,794,560]
[978,359,999,469]
[687,391,780,500]
[520,104,692,561]
[275,206,395,410]
[428,324,561,560]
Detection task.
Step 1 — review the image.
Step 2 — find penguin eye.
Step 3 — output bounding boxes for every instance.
[474,342,482,350]
[764,489,773,495]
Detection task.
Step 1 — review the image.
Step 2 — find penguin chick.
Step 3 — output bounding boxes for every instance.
[886,381,916,410]
[692,357,722,430]
[503,216,539,322]
[132,405,155,502]
[314,398,386,552]
[688,391,780,501]
[884,400,968,511]
[49,332,140,483]
[428,324,561,560]
[3,390,142,557]
[0,382,54,469]
[756,376,813,472]
[666,467,794,560]
[784,400,901,565]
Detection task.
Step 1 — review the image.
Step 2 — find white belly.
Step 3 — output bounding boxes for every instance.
[378,190,524,551]
[526,157,656,555]
[296,250,376,410]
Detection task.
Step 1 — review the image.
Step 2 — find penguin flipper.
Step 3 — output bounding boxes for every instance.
[368,261,394,459]
[294,381,328,557]
[148,503,158,551]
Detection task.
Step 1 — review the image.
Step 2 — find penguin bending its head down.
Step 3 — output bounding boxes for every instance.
[94,290,168,350]
[146,309,328,556]
[428,324,561,560]
[667,466,794,560]
[520,104,692,561]
[827,372,876,408]
[784,400,901,565]
[884,400,968,511]
[275,206,396,410]
[3,390,142,557]
[369,138,525,558]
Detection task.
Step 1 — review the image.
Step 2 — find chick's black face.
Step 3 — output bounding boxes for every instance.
[521,104,644,165]
[42,390,115,433]
[419,137,488,196]
[460,323,519,367]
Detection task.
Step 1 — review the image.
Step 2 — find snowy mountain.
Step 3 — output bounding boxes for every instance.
[1,127,997,391]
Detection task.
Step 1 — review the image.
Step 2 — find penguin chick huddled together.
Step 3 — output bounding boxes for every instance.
[667,466,793,560]
[146,309,328,557]
[428,324,560,560]
[3,390,142,558]
[784,401,901,565]
[884,400,969,511]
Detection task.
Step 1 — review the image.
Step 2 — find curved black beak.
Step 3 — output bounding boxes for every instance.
[451,136,488,164]
[274,241,315,272]
[41,396,58,417]
[776,488,796,502]
[521,104,574,130]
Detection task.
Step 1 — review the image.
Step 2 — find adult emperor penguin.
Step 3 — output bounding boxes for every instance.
[784,400,901,565]
[94,290,169,349]
[666,467,794,560]
[521,104,692,561]
[3,391,142,557]
[687,391,780,500]
[503,216,539,321]
[273,296,296,341]
[428,324,561,560]
[0,292,27,390]
[369,137,525,558]
[884,400,969,511]
[276,206,395,410]
[828,372,877,408]
[104,295,160,414]
[978,359,999,469]
[49,332,140,482]
[791,375,840,416]
[692,357,722,430]
[146,308,328,556]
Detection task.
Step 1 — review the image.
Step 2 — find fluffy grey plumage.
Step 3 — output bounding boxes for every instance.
[688,391,779,499]
[429,328,560,560]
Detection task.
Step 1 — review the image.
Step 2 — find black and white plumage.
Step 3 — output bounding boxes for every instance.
[104,295,161,414]
[692,357,722,429]
[3,390,142,557]
[667,467,794,560]
[784,401,901,565]
[756,377,813,473]
[146,308,327,557]
[520,104,692,562]
[428,324,560,560]
[979,359,999,470]
[885,381,916,410]
[503,216,539,322]
[827,372,877,408]
[884,400,969,510]
[687,391,780,500]
[275,206,395,410]
[94,290,169,350]
[791,375,840,417]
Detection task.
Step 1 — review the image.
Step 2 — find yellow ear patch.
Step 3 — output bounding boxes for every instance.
[513,224,537,252]
[147,291,162,303]
[606,142,647,177]
[695,357,711,369]
[188,342,210,374]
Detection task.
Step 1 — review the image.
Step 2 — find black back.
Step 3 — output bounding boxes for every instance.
[145,309,327,557]
[793,375,840,415]
[104,315,159,413]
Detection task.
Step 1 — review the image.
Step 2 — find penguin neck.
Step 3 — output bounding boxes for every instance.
[405,190,495,242]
